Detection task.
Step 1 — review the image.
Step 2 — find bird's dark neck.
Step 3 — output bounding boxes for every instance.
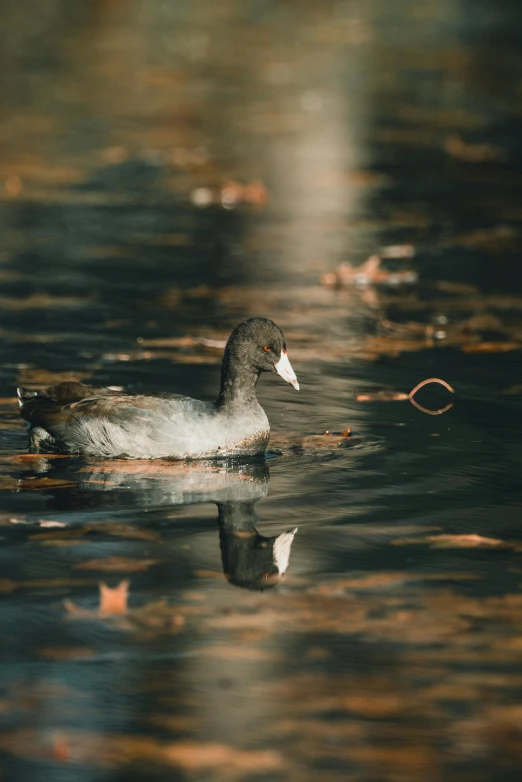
[217,500,258,530]
[216,352,260,409]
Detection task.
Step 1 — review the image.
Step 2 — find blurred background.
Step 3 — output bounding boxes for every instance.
[1,1,522,781]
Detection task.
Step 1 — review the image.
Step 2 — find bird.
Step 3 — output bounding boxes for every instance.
[17,317,299,460]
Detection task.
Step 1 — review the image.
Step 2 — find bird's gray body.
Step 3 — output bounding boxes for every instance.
[22,392,269,459]
[17,318,297,461]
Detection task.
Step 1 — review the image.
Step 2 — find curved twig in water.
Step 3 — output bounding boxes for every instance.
[408,377,455,416]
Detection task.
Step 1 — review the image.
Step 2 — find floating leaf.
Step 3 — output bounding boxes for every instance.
[393,533,520,551]
[40,648,95,661]
[445,134,502,162]
[74,557,159,573]
[461,341,520,353]
[65,580,129,618]
[19,477,75,491]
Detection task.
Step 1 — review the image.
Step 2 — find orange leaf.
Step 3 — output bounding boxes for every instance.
[99,581,129,615]
[75,557,158,573]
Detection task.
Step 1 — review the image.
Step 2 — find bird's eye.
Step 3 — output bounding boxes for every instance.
[263,345,271,352]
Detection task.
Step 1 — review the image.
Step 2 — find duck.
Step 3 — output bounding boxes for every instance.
[17,317,299,460]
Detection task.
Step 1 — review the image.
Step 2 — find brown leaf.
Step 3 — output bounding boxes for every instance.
[300,429,353,449]
[0,515,26,525]
[193,570,223,580]
[5,174,22,196]
[52,734,70,762]
[137,336,195,348]
[0,477,25,491]
[427,534,509,549]
[0,579,16,593]
[445,134,502,162]
[0,729,283,772]
[10,453,71,463]
[501,384,522,396]
[32,522,160,542]
[357,391,409,401]
[393,533,516,550]
[64,580,129,618]
[37,539,88,548]
[461,341,520,353]
[195,645,277,661]
[40,648,95,661]
[0,294,93,311]
[19,477,75,491]
[2,577,95,593]
[99,581,129,615]
[321,249,417,289]
[74,557,158,573]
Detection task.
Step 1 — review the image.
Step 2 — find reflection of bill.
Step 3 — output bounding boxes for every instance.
[218,500,297,591]
[33,456,297,591]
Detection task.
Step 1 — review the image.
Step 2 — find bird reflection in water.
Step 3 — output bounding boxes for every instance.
[218,499,297,590]
[31,455,297,591]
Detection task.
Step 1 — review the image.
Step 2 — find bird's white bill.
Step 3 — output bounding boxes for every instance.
[275,350,299,390]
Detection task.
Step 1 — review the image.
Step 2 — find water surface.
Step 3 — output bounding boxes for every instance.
[1,1,522,780]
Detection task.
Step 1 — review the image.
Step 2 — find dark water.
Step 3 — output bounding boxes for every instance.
[1,1,522,780]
